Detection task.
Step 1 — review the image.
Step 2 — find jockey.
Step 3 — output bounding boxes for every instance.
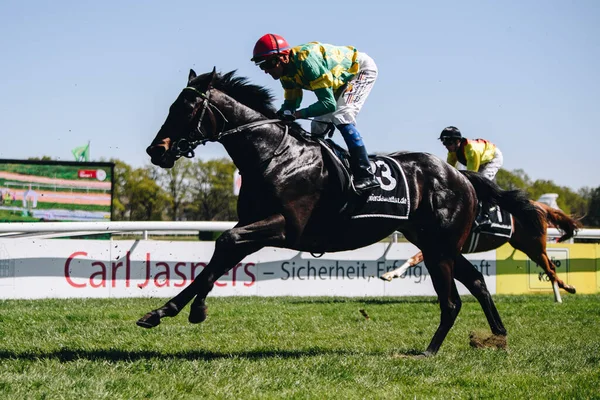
[251,33,380,195]
[439,126,504,227]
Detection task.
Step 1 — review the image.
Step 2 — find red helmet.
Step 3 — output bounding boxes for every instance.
[251,33,290,62]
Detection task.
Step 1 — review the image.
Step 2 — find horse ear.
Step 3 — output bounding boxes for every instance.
[208,66,217,88]
[188,69,197,84]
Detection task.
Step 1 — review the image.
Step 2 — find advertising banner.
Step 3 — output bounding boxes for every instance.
[496,243,598,294]
[0,239,496,299]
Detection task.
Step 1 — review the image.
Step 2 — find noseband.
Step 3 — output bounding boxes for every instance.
[168,86,282,160]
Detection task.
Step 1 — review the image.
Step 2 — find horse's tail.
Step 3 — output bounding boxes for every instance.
[460,171,544,236]
[535,201,583,242]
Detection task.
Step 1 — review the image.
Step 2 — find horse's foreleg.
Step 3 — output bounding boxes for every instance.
[137,215,286,328]
[187,215,287,323]
[454,255,507,337]
[380,251,424,281]
[421,254,461,356]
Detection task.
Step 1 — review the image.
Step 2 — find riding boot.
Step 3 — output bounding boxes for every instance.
[349,145,380,195]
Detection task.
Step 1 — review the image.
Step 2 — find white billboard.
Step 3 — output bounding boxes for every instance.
[0,239,496,299]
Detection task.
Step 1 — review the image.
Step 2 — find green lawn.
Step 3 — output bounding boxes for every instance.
[0,295,598,399]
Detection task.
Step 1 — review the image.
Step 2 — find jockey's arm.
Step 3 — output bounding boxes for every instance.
[279,80,303,113]
[297,87,336,118]
[447,152,458,168]
[464,143,482,171]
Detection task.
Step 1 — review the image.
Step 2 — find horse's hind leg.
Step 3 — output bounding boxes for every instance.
[510,236,576,296]
[454,255,507,340]
[137,215,286,328]
[526,251,576,301]
[421,252,462,356]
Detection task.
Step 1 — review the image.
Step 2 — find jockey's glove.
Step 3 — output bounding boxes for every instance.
[277,109,296,122]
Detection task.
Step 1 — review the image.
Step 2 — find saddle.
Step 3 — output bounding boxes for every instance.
[463,203,513,253]
[473,202,513,237]
[317,138,353,195]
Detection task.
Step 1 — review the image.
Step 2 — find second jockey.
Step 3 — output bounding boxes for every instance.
[439,126,504,227]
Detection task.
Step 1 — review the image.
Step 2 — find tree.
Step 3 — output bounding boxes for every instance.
[126,166,170,220]
[110,159,132,221]
[111,159,169,221]
[185,158,237,221]
[153,158,193,220]
[496,169,588,216]
[583,187,600,227]
[496,169,528,190]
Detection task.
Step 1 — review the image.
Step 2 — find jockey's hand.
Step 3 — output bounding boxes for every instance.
[277,109,296,122]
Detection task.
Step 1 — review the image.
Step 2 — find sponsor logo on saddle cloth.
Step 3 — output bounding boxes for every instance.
[351,155,410,220]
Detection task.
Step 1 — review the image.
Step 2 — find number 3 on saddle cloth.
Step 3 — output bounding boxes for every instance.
[318,139,410,220]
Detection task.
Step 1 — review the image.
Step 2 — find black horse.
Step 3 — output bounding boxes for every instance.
[140,68,542,356]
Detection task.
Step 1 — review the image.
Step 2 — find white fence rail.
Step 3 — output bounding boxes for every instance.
[0,221,236,239]
[0,222,599,241]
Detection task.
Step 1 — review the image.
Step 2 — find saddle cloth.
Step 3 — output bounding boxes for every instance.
[317,139,410,220]
[351,155,410,220]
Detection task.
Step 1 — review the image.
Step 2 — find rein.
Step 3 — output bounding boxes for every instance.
[170,86,282,160]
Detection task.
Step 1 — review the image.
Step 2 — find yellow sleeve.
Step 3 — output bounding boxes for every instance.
[464,143,481,171]
[282,88,303,110]
[446,152,458,167]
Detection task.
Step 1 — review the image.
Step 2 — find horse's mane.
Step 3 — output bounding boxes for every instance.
[189,70,278,119]
[189,69,311,140]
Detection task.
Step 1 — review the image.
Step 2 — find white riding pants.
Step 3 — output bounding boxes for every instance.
[311,52,378,134]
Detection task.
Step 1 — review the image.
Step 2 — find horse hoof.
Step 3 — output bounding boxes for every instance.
[188,305,208,324]
[136,312,161,329]
[565,285,576,294]
[380,275,393,282]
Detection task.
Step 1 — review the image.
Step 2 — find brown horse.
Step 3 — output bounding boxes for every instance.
[381,200,581,302]
[139,69,543,356]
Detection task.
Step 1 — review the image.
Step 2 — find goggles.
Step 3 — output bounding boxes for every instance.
[441,139,456,146]
[256,56,280,71]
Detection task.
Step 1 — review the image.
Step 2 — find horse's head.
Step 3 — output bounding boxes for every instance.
[147,68,222,168]
[147,68,280,168]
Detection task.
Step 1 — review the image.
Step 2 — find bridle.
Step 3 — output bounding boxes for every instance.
[167,86,282,160]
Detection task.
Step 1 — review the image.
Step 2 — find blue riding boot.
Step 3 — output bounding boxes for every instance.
[337,123,379,195]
